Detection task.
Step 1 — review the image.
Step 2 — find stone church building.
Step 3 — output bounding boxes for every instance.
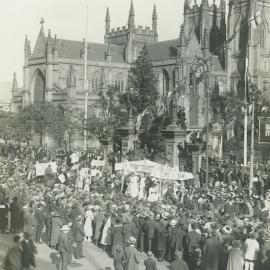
[11,0,227,125]
[10,0,270,159]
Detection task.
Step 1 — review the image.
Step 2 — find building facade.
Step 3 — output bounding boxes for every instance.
[10,0,231,151]
[227,0,270,97]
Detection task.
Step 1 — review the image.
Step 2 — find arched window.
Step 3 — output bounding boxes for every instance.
[34,71,45,103]
[172,69,176,89]
[159,69,170,96]
[115,73,125,92]
[92,72,101,91]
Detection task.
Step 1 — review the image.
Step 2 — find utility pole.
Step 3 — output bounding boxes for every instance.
[83,6,89,151]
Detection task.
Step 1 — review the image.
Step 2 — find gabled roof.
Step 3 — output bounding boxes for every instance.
[31,29,47,58]
[57,39,125,63]
[147,39,178,61]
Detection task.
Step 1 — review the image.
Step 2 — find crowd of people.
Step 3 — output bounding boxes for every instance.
[0,142,270,270]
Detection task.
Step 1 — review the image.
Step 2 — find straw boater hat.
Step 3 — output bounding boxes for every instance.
[222,225,232,235]
[61,225,70,231]
[127,236,136,244]
[147,251,153,257]
[170,219,177,227]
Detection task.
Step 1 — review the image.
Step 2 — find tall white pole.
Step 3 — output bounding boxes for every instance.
[83,6,89,151]
[244,55,248,166]
[249,99,255,195]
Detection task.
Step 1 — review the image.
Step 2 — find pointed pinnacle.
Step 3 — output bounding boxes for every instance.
[152,4,157,20]
[24,35,28,48]
[106,7,110,22]
[129,0,135,16]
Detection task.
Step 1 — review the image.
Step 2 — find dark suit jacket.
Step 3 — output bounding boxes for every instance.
[171,258,189,270]
[73,222,85,242]
[145,219,156,239]
[186,230,201,253]
[58,232,71,253]
[144,258,157,270]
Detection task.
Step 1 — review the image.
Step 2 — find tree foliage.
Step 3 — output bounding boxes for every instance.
[120,45,158,115]
[87,85,124,143]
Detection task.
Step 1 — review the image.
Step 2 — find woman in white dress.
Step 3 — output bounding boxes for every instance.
[84,205,94,241]
[129,173,139,198]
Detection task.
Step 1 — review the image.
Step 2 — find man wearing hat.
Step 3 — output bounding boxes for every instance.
[124,236,140,270]
[58,225,72,270]
[73,215,85,259]
[145,212,157,253]
[170,250,189,270]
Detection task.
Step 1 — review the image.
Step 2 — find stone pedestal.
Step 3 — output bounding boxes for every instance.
[118,120,137,160]
[162,124,187,169]
[188,144,204,180]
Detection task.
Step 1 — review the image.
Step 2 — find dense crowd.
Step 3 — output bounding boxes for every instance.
[0,143,270,270]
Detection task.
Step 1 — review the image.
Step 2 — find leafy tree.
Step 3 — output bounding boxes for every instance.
[120,44,158,115]
[87,85,123,145]
[19,102,58,146]
[54,105,83,149]
[0,111,17,143]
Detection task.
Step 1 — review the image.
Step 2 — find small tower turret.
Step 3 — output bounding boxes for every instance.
[128,0,135,30]
[105,7,111,43]
[12,73,18,96]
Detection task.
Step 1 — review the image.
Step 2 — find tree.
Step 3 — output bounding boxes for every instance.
[19,102,58,146]
[120,44,158,115]
[54,105,83,149]
[87,85,123,145]
[0,111,17,143]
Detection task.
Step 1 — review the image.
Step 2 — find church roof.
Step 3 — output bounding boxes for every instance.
[57,39,125,63]
[147,39,178,61]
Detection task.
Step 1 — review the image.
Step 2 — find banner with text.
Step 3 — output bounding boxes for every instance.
[259,117,270,144]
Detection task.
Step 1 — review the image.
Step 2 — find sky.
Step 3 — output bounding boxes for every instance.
[0,0,222,101]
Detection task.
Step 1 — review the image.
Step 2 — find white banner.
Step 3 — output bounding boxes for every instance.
[91,160,105,167]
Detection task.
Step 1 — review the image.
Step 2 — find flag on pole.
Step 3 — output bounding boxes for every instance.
[226,120,235,140]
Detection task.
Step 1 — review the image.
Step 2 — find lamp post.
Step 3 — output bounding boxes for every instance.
[191,56,210,186]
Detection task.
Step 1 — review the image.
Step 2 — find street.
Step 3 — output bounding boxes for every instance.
[0,234,170,270]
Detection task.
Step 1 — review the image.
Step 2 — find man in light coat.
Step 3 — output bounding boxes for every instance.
[124,236,140,270]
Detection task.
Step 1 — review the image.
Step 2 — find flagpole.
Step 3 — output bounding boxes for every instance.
[244,55,248,166]
[83,6,89,151]
[249,99,255,195]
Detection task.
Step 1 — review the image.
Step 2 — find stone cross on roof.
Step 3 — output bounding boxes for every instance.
[40,17,45,26]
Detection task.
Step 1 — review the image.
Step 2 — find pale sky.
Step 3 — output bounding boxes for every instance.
[0,0,222,101]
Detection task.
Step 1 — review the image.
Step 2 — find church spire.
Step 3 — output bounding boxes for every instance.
[105,7,111,34]
[12,73,18,92]
[152,4,157,37]
[47,29,53,44]
[128,0,135,30]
